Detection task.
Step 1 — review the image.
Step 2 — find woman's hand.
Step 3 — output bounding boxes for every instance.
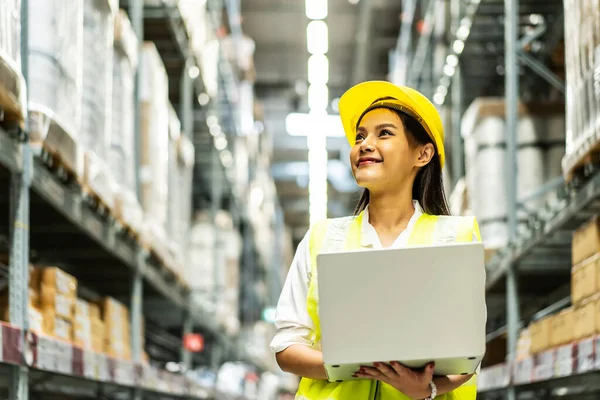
[354,361,435,399]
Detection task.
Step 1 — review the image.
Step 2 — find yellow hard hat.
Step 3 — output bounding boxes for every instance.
[338,81,446,168]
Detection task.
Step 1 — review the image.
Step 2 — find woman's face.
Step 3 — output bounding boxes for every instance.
[349,108,432,192]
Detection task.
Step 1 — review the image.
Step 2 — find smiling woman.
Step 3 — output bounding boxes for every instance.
[270,81,484,400]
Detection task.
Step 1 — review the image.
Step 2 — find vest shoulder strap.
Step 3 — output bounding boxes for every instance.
[308,216,355,275]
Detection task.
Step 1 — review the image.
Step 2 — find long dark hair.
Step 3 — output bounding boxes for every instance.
[353,109,450,216]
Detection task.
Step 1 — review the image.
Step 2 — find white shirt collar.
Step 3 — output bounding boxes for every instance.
[360,200,424,248]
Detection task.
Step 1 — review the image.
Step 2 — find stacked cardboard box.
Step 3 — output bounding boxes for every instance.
[73,298,104,352]
[36,267,77,342]
[98,297,131,360]
[571,217,600,342]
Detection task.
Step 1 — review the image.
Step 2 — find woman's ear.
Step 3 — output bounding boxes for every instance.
[415,143,435,167]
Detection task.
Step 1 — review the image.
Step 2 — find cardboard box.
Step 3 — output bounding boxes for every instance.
[40,284,74,321]
[572,254,600,304]
[98,297,129,324]
[529,316,552,353]
[75,298,101,321]
[551,308,575,347]
[574,296,599,340]
[573,217,600,266]
[40,267,77,298]
[516,328,531,361]
[42,309,73,342]
[73,316,105,350]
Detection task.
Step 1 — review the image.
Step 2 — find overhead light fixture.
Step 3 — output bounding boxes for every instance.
[214,135,228,151]
[285,112,344,137]
[206,114,219,127]
[452,40,465,54]
[433,92,445,105]
[307,20,329,55]
[188,65,200,79]
[308,84,329,111]
[198,93,210,106]
[209,124,221,136]
[308,54,329,85]
[443,64,456,77]
[348,0,360,4]
[446,54,459,68]
[305,0,328,19]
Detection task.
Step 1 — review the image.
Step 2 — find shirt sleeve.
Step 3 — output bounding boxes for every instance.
[270,229,315,353]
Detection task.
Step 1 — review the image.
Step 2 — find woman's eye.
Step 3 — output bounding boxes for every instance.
[355,133,365,142]
[379,129,393,137]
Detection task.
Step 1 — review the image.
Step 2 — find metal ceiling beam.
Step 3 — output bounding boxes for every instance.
[351,0,375,85]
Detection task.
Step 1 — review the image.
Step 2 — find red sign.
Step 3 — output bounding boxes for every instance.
[183,334,204,353]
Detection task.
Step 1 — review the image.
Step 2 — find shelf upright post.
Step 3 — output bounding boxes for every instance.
[131,256,144,400]
[8,0,31,399]
[504,0,520,398]
[450,0,464,187]
[180,56,195,375]
[181,56,194,140]
[130,0,144,202]
[181,305,193,370]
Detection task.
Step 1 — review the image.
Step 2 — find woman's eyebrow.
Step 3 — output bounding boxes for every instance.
[357,123,398,132]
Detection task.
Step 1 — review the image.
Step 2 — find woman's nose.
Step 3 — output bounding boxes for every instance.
[360,135,375,152]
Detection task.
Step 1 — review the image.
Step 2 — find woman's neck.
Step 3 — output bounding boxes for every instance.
[368,187,416,233]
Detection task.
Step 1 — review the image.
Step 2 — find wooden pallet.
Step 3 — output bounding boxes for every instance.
[113,217,139,242]
[81,184,113,218]
[30,108,81,184]
[0,55,24,130]
[563,139,600,185]
[36,142,80,185]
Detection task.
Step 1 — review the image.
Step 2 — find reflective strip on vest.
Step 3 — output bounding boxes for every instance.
[297,211,481,400]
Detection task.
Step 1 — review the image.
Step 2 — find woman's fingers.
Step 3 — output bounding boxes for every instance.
[389,361,409,376]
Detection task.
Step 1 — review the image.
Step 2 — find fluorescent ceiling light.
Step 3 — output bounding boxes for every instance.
[452,40,465,54]
[305,0,327,19]
[308,84,329,111]
[188,66,200,79]
[286,113,344,137]
[198,93,210,106]
[307,20,329,55]
[308,54,329,85]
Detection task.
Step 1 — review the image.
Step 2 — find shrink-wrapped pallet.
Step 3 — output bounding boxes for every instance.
[562,0,600,178]
[139,42,169,230]
[110,9,137,193]
[167,104,195,253]
[187,211,240,330]
[110,10,143,234]
[462,98,564,249]
[0,0,21,68]
[81,0,117,161]
[28,0,83,175]
[0,0,25,126]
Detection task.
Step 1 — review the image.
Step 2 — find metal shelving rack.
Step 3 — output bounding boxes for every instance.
[0,0,262,399]
[390,0,600,398]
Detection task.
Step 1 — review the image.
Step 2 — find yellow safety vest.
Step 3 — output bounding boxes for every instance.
[296,211,482,400]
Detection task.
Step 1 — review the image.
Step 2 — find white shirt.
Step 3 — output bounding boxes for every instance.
[270,201,483,354]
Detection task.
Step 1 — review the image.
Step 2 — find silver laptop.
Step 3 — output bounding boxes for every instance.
[316,242,486,382]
